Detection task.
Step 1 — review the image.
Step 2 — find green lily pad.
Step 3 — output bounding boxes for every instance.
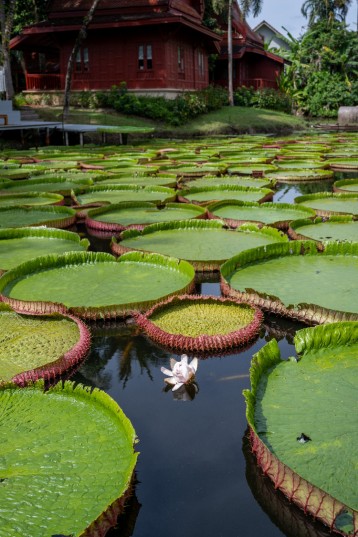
[0,251,195,320]
[72,184,176,206]
[295,192,358,217]
[333,179,358,193]
[0,227,89,273]
[289,216,358,244]
[112,220,287,271]
[207,201,315,229]
[178,185,273,206]
[86,202,206,232]
[220,241,358,324]
[0,176,93,196]
[327,158,358,170]
[181,174,274,190]
[94,174,177,187]
[0,206,77,229]
[135,294,263,353]
[227,164,278,175]
[0,305,91,384]
[0,192,64,207]
[0,380,138,536]
[275,159,328,169]
[243,322,358,534]
[264,169,333,183]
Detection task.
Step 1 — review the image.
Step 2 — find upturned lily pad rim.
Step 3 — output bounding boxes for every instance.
[135,293,263,353]
[111,219,288,271]
[288,215,356,244]
[207,200,316,229]
[264,168,334,182]
[220,240,358,325]
[71,184,177,207]
[294,192,358,217]
[0,303,91,386]
[0,205,77,229]
[0,379,138,537]
[0,250,196,320]
[178,184,274,205]
[333,179,358,193]
[0,191,64,206]
[85,201,207,232]
[328,158,358,170]
[243,322,358,536]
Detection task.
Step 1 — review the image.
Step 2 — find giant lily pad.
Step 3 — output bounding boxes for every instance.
[178,185,273,205]
[72,184,176,206]
[112,220,287,271]
[220,241,358,324]
[0,206,77,229]
[86,201,206,233]
[333,179,358,193]
[0,176,94,196]
[289,216,358,245]
[243,322,358,536]
[94,174,177,187]
[0,192,64,207]
[180,174,274,190]
[0,380,138,536]
[264,169,333,183]
[0,251,195,320]
[0,227,89,274]
[207,201,315,229]
[0,304,91,384]
[327,158,358,171]
[135,294,263,353]
[294,193,358,217]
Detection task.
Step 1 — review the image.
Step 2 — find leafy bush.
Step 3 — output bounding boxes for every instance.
[234,87,291,113]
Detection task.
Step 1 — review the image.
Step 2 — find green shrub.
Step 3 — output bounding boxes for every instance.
[234,87,292,113]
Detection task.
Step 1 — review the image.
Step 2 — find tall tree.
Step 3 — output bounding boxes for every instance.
[62,0,101,121]
[301,0,353,26]
[0,0,16,99]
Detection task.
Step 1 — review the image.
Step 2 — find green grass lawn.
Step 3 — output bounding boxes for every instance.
[35,105,307,137]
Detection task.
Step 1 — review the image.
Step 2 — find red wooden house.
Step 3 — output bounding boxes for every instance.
[213,3,285,90]
[10,0,284,96]
[10,0,221,97]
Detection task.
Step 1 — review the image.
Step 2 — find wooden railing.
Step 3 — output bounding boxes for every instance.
[25,74,63,91]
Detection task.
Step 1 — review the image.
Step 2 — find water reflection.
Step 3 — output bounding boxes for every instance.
[243,433,332,537]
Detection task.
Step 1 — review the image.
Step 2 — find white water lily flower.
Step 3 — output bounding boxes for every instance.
[161,354,198,391]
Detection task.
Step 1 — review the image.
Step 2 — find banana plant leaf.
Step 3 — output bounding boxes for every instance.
[112,219,288,271]
[0,380,138,536]
[0,206,77,229]
[86,201,206,232]
[178,185,273,206]
[135,294,263,353]
[220,241,358,324]
[0,304,91,384]
[0,227,89,273]
[0,251,195,320]
[207,201,315,229]
[243,322,358,536]
[289,216,358,244]
[72,184,176,207]
[0,192,64,207]
[294,193,358,217]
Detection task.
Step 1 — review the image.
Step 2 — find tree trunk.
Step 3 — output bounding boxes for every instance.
[0,0,16,99]
[228,0,234,106]
[62,0,101,121]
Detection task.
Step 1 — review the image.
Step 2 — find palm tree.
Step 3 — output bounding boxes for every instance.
[301,0,353,25]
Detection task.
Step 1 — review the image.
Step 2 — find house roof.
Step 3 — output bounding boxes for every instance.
[252,20,287,40]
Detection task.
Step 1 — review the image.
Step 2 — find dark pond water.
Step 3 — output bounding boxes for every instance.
[71,175,347,537]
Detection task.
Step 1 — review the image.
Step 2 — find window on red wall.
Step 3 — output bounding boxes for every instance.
[138,45,153,70]
[75,47,89,72]
[178,46,185,72]
[198,50,204,78]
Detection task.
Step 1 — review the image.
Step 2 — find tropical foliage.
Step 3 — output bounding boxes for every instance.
[280,19,358,117]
